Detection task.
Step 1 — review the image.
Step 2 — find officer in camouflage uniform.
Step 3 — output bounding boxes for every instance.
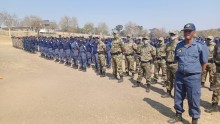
[132,36,156,92]
[154,37,167,85]
[135,37,143,73]
[161,30,179,98]
[201,36,216,91]
[124,34,137,79]
[97,37,106,77]
[205,42,220,113]
[110,30,125,83]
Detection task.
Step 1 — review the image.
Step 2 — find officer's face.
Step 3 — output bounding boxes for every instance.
[184,30,195,40]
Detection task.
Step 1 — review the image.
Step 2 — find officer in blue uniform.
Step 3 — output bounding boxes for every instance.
[79,40,87,72]
[168,23,209,124]
[59,39,65,63]
[63,38,71,65]
[71,39,79,69]
[105,38,112,68]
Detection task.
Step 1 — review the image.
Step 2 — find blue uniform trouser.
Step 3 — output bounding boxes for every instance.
[80,52,87,68]
[45,48,49,57]
[54,49,59,60]
[106,51,111,66]
[93,53,99,70]
[48,48,53,58]
[59,49,64,61]
[174,72,201,118]
[86,52,92,65]
[65,49,71,63]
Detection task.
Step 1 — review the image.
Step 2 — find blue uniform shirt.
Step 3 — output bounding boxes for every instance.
[175,39,209,74]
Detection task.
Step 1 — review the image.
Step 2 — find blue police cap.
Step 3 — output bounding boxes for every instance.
[182,23,196,31]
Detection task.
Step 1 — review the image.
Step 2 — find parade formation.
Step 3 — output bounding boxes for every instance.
[11,23,220,124]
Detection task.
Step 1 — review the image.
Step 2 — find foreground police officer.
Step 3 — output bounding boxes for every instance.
[168,23,209,124]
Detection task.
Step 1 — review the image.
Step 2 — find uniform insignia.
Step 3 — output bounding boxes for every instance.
[178,49,182,53]
[186,24,190,28]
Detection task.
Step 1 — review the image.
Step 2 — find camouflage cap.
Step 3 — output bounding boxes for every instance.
[158,37,164,41]
[113,30,118,34]
[169,30,179,35]
[207,36,214,40]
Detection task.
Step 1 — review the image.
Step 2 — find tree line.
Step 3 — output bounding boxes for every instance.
[0,10,219,38]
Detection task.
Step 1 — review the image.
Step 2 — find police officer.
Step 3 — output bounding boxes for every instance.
[71,39,80,69]
[153,37,167,84]
[105,38,112,68]
[79,40,87,72]
[97,37,106,77]
[161,31,179,98]
[92,38,99,72]
[168,23,209,124]
[205,41,220,113]
[110,30,125,83]
[201,36,216,91]
[124,34,137,79]
[135,37,143,74]
[132,36,156,92]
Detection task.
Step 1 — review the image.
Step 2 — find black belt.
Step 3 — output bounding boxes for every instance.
[166,61,177,65]
[125,53,133,56]
[136,53,141,55]
[156,57,166,60]
[141,60,152,64]
[208,59,214,63]
[111,52,121,55]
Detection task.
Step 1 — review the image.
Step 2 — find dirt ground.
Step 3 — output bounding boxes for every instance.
[0,35,219,124]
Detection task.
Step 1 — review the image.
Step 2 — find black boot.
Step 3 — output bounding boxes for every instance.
[118,76,123,83]
[167,113,182,123]
[83,68,86,72]
[205,102,219,113]
[146,84,151,92]
[201,82,205,88]
[101,71,106,77]
[131,73,135,79]
[132,81,140,88]
[192,118,198,124]
[125,72,129,76]
[161,90,172,98]
[75,65,78,69]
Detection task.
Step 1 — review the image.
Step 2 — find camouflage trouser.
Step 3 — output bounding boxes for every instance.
[212,67,220,103]
[125,55,135,73]
[98,54,106,72]
[137,62,152,84]
[166,63,177,91]
[135,54,141,72]
[202,63,216,87]
[154,59,167,80]
[111,54,123,76]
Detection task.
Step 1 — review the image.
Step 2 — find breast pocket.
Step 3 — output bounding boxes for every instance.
[188,52,199,63]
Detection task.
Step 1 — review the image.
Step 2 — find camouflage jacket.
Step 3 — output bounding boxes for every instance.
[165,40,178,62]
[140,44,156,62]
[124,41,137,55]
[111,38,124,53]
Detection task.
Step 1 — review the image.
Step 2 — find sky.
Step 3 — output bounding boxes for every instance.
[1,0,220,31]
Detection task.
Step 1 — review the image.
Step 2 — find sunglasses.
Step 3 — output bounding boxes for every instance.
[184,30,193,33]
